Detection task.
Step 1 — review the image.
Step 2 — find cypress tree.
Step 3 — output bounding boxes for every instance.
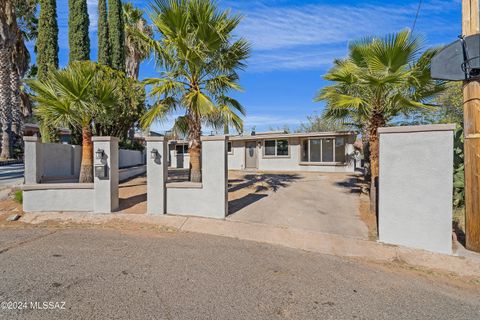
[68,0,90,62]
[108,0,125,71]
[97,0,109,66]
[37,0,59,81]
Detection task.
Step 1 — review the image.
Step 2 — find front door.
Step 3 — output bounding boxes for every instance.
[245,141,257,169]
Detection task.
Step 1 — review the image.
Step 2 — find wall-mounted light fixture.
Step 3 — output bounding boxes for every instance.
[95,148,105,160]
[150,148,159,160]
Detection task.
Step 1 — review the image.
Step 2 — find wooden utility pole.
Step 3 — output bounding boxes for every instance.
[463,0,480,252]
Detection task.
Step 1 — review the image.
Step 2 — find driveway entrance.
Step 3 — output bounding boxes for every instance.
[228,171,369,240]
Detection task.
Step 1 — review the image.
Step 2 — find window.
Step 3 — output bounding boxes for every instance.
[264,140,276,156]
[176,144,189,154]
[335,137,346,163]
[227,142,232,154]
[301,137,346,163]
[264,139,289,157]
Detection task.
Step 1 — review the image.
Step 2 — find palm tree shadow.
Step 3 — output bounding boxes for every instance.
[334,174,365,194]
[227,173,302,216]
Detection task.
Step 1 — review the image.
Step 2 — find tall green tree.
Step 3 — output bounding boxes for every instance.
[68,0,90,62]
[28,62,117,182]
[316,30,444,206]
[140,0,250,182]
[123,2,152,79]
[97,0,109,66]
[0,0,16,159]
[108,0,125,70]
[37,0,58,81]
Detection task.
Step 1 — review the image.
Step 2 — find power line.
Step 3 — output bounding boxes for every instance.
[411,0,423,33]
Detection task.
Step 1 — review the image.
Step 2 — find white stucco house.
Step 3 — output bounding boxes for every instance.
[169,131,358,172]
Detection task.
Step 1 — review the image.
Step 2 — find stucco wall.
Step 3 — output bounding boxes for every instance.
[23,185,94,212]
[378,124,454,255]
[119,149,144,168]
[228,140,246,170]
[166,137,228,218]
[42,143,82,178]
[119,165,146,182]
[228,137,355,172]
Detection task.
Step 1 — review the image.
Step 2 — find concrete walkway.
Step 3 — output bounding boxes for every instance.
[228,171,369,239]
[19,212,480,277]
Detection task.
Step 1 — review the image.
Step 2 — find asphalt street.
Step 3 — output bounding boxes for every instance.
[0,228,479,320]
[0,164,24,188]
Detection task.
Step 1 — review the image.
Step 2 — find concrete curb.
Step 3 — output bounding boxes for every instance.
[19,212,480,277]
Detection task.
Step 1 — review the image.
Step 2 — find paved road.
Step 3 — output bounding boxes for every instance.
[0,163,24,188]
[0,228,479,320]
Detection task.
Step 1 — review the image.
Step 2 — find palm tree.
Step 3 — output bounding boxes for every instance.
[316,30,444,205]
[28,61,117,183]
[123,2,153,79]
[140,0,250,182]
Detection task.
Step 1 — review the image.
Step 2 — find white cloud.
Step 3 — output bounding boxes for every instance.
[225,0,459,72]
[244,114,305,129]
[247,46,347,72]
[87,0,98,31]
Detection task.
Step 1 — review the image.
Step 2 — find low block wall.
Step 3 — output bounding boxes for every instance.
[119,149,144,168]
[22,184,94,212]
[43,143,82,177]
[119,165,146,182]
[378,124,455,255]
[166,137,227,218]
[147,136,228,218]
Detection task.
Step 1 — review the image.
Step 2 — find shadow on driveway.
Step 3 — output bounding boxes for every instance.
[228,173,302,215]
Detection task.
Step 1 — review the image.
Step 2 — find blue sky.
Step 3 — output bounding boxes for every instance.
[28,0,461,133]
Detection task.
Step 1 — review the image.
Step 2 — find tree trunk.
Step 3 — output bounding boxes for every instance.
[188,113,202,183]
[10,65,22,136]
[0,44,12,160]
[367,114,386,215]
[79,126,94,183]
[125,53,140,79]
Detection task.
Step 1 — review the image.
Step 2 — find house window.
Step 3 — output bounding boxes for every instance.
[264,139,289,157]
[227,142,232,154]
[301,138,346,163]
[176,144,189,154]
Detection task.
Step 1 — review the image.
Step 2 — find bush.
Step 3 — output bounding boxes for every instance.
[13,190,23,204]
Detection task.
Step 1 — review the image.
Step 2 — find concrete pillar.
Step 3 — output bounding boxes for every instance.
[93,137,119,213]
[146,136,167,215]
[378,124,455,254]
[201,135,228,218]
[24,136,43,184]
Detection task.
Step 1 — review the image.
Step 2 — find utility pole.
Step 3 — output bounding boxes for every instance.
[462,0,480,252]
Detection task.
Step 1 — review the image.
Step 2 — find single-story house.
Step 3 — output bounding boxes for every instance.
[169,131,357,172]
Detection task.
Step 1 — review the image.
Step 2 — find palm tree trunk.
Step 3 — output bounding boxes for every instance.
[367,114,386,214]
[79,126,94,183]
[0,44,12,160]
[188,114,202,183]
[125,53,140,79]
[10,67,21,133]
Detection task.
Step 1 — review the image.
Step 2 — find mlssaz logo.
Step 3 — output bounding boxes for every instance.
[29,301,66,310]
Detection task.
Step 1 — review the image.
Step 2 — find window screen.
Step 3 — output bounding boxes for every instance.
[335,137,345,163]
[322,139,334,162]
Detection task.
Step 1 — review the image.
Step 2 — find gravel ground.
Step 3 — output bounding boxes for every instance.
[0,227,479,320]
